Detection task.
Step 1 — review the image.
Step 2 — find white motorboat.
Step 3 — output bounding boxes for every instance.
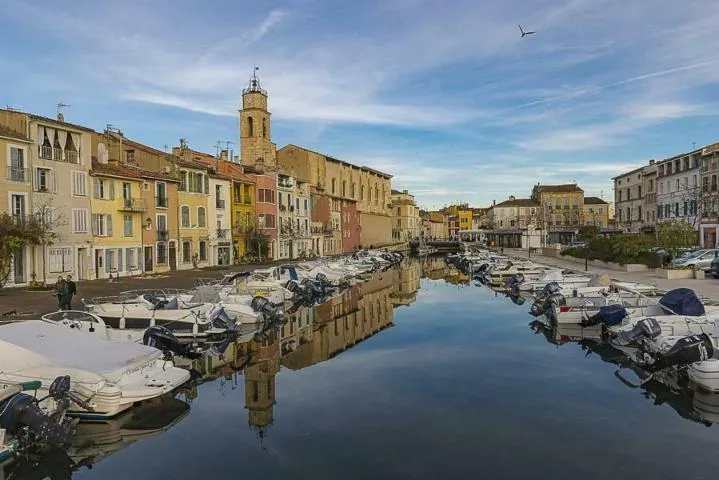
[42,310,145,343]
[517,269,592,292]
[0,321,190,419]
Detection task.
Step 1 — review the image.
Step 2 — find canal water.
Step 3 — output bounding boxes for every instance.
[6,257,719,479]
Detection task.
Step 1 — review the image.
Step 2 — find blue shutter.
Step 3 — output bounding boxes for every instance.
[117,249,123,272]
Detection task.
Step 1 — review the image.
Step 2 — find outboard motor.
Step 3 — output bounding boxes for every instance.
[529,292,566,318]
[612,318,662,346]
[0,376,82,449]
[505,273,525,290]
[251,295,282,320]
[540,282,562,297]
[206,305,237,331]
[651,333,714,371]
[143,325,200,359]
[581,304,628,327]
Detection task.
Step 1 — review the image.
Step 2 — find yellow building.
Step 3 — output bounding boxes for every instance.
[531,183,585,227]
[391,189,421,242]
[89,161,146,279]
[0,124,33,286]
[583,196,610,228]
[175,160,211,269]
[231,173,256,260]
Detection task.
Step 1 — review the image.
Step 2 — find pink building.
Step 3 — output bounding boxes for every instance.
[341,199,360,252]
[246,166,278,260]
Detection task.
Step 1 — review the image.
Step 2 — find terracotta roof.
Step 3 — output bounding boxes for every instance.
[534,184,584,193]
[193,157,256,183]
[0,125,30,142]
[90,161,179,183]
[493,198,540,208]
[584,196,608,205]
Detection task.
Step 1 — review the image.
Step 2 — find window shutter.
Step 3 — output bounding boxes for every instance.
[204,175,209,194]
[109,181,115,200]
[93,178,100,199]
[107,215,113,236]
[91,214,99,236]
[53,171,58,193]
[118,249,123,272]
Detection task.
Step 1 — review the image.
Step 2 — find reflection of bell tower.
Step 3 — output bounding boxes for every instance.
[239,66,275,167]
[244,334,280,443]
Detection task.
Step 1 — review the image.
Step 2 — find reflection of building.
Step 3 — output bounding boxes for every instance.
[244,330,280,437]
[281,272,395,370]
[391,260,420,306]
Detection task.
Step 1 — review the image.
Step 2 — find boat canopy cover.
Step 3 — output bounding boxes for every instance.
[191,286,221,303]
[659,288,705,316]
[539,270,564,282]
[0,321,161,385]
[598,304,628,326]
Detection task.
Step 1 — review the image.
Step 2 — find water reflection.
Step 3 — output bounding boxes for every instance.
[529,318,719,428]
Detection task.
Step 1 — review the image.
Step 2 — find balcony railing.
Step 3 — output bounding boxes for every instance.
[157,230,169,241]
[7,167,28,182]
[216,228,229,239]
[244,198,251,204]
[37,145,80,163]
[216,199,226,209]
[155,196,169,208]
[234,225,245,235]
[120,198,146,211]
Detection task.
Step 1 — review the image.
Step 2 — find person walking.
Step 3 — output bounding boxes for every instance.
[63,275,77,310]
[54,276,69,310]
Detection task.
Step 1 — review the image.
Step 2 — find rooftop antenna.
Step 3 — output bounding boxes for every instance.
[693,142,697,150]
[215,140,223,158]
[163,144,168,153]
[57,102,69,121]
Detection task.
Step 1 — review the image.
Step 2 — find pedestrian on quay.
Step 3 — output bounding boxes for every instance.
[54,276,69,310]
[63,274,77,310]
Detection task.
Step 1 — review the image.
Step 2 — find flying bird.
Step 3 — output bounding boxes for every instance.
[518,24,536,38]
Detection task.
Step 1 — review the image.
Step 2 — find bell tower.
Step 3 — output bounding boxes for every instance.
[239,67,275,167]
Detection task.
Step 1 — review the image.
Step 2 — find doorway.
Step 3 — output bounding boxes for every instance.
[144,246,153,272]
[77,248,87,280]
[169,242,177,271]
[13,248,25,284]
[95,250,103,279]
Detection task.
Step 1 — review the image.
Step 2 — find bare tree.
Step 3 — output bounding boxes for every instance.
[29,198,68,285]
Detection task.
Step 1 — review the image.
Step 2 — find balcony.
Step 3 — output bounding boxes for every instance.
[216,228,229,239]
[6,167,28,182]
[234,225,246,235]
[244,198,251,205]
[155,196,169,208]
[216,199,226,209]
[37,146,80,164]
[157,230,169,241]
[120,198,146,211]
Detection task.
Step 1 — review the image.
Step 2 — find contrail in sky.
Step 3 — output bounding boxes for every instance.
[512,58,719,110]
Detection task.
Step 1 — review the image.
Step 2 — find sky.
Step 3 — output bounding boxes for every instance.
[2,0,719,210]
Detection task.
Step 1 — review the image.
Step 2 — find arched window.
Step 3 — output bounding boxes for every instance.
[197,206,206,228]
[248,117,254,137]
[262,118,267,138]
[181,205,190,228]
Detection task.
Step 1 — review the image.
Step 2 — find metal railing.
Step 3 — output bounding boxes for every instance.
[39,145,53,159]
[155,196,169,208]
[157,230,169,241]
[7,167,28,182]
[64,150,79,164]
[120,198,146,211]
[216,228,229,239]
[37,145,80,163]
[216,199,226,209]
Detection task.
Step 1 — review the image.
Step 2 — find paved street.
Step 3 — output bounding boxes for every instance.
[504,248,719,299]
[0,261,285,319]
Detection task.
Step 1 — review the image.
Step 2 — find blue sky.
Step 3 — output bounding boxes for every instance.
[2,0,719,209]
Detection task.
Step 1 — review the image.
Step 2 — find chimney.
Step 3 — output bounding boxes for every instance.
[649,159,655,165]
[220,149,228,161]
[509,195,515,201]
[57,112,64,122]
[403,189,408,194]
[493,199,496,206]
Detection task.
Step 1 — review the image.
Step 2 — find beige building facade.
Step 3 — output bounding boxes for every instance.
[391,189,420,242]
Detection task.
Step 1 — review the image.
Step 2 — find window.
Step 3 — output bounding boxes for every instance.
[156,182,167,206]
[199,240,207,261]
[91,214,112,237]
[93,178,114,200]
[182,241,191,263]
[71,171,87,196]
[48,247,71,273]
[181,205,190,228]
[258,188,275,203]
[35,167,54,192]
[122,182,132,201]
[123,215,133,236]
[72,209,88,233]
[638,186,642,197]
[258,213,276,228]
[331,178,336,194]
[248,117,254,137]
[618,191,622,201]
[126,248,136,271]
[157,243,167,265]
[683,202,688,216]
[197,207,206,227]
[304,199,308,213]
[262,118,266,138]
[361,185,365,200]
[342,181,346,197]
[296,198,300,213]
[179,171,187,191]
[157,214,167,233]
[278,192,283,206]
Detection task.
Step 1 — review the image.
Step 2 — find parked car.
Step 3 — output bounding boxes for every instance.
[671,249,719,271]
[710,257,719,279]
